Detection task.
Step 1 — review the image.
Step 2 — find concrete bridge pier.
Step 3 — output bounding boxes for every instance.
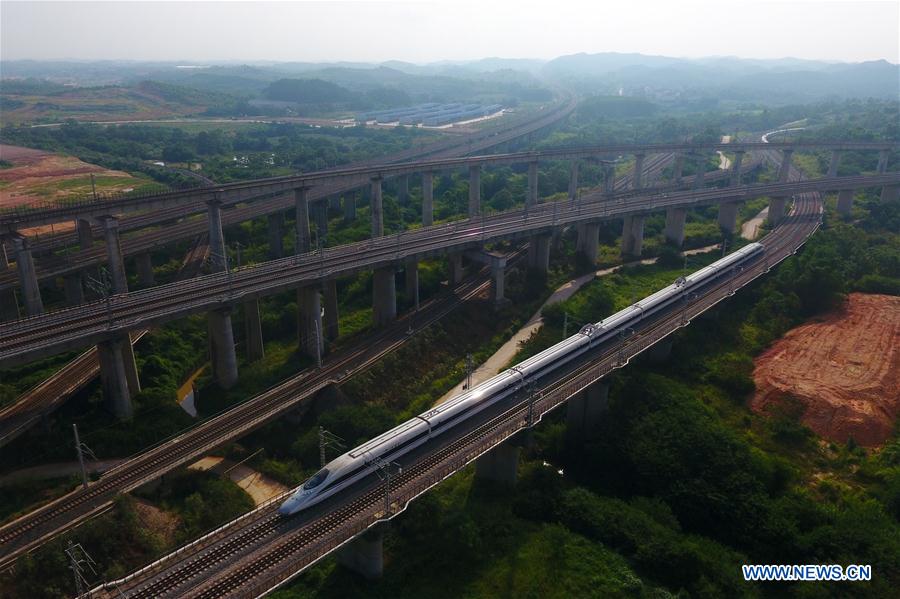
[693,155,706,189]
[837,189,854,215]
[63,273,85,306]
[632,153,645,190]
[779,149,794,182]
[370,177,384,238]
[768,197,787,225]
[76,218,94,250]
[620,215,645,257]
[372,267,397,327]
[877,150,889,174]
[565,381,609,446]
[730,151,745,186]
[527,160,539,206]
[672,153,685,182]
[827,150,841,178]
[330,194,342,212]
[136,252,154,287]
[422,172,434,226]
[13,235,43,315]
[717,202,740,234]
[0,246,20,321]
[343,193,357,222]
[881,185,900,203]
[664,208,687,246]
[468,164,481,217]
[448,252,465,285]
[490,255,507,305]
[603,165,616,195]
[297,287,323,359]
[98,336,135,419]
[337,526,384,579]
[101,217,128,294]
[397,174,409,204]
[315,202,329,245]
[244,299,265,362]
[267,212,285,259]
[208,308,239,389]
[475,439,519,485]
[324,279,339,342]
[404,259,419,308]
[576,222,600,264]
[527,233,551,274]
[295,187,312,253]
[568,160,579,202]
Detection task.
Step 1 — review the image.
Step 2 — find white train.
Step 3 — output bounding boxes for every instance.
[278,242,765,515]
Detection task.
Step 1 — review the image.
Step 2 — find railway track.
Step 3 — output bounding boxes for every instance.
[94,155,822,598]
[2,170,894,367]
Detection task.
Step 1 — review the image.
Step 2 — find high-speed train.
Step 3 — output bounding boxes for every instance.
[279,242,765,515]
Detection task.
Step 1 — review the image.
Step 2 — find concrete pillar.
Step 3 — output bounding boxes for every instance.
[102,217,128,294]
[206,199,228,274]
[136,252,154,287]
[836,190,854,216]
[76,218,94,250]
[632,153,645,190]
[527,234,551,274]
[565,381,609,445]
[422,172,434,227]
[475,441,519,485]
[372,267,396,327]
[315,202,328,246]
[208,308,238,389]
[370,177,384,238]
[119,334,141,398]
[397,174,409,204]
[337,527,383,579]
[448,253,464,285]
[468,164,481,217]
[295,187,311,253]
[490,256,507,304]
[329,194,342,211]
[779,149,794,182]
[576,222,599,264]
[603,165,616,195]
[827,150,841,178]
[881,185,900,203]
[620,215,645,257]
[664,208,687,246]
[268,212,285,259]
[63,273,84,306]
[693,155,706,189]
[244,299,264,362]
[324,279,339,342]
[768,197,787,226]
[730,151,745,186]
[297,287,323,359]
[0,245,20,321]
[404,259,418,308]
[13,235,43,315]
[568,160,579,202]
[717,203,740,234]
[527,160,538,206]
[343,193,357,222]
[877,150,889,174]
[98,336,133,419]
[672,153,685,182]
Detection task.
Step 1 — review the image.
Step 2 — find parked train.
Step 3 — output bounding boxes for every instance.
[278,243,765,515]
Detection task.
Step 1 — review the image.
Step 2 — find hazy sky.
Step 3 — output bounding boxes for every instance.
[2,0,898,64]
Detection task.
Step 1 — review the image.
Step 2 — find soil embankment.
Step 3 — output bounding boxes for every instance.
[751,293,900,447]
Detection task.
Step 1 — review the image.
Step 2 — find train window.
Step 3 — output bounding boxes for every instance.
[303,468,330,490]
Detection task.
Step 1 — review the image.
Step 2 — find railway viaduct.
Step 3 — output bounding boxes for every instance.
[1,140,897,417]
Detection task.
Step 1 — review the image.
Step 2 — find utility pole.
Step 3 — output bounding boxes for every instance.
[314,319,322,369]
[562,311,569,340]
[65,541,97,598]
[372,457,402,517]
[73,424,88,490]
[465,353,473,390]
[318,427,345,468]
[85,267,113,328]
[90,173,97,201]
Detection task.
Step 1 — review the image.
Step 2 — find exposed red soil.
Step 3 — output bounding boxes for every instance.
[751,293,900,447]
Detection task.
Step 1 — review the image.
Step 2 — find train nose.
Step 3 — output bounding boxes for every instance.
[278,498,298,516]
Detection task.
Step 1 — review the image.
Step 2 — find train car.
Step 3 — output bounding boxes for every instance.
[279,243,765,515]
